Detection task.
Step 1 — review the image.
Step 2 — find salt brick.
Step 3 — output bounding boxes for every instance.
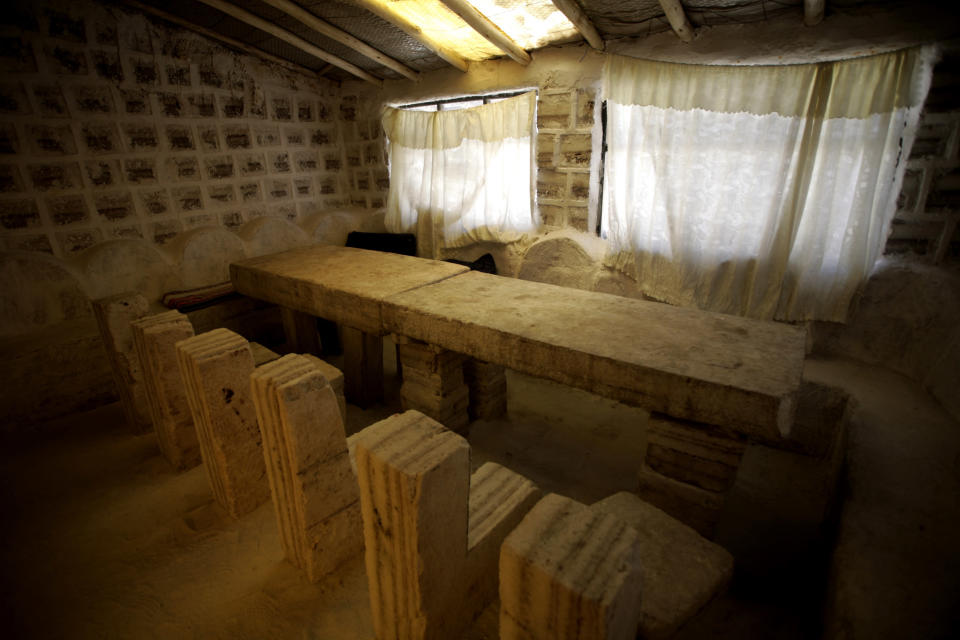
[538,92,572,129]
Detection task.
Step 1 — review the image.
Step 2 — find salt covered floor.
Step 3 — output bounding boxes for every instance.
[2,355,958,639]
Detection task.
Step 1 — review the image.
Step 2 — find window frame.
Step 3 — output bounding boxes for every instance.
[396,89,532,112]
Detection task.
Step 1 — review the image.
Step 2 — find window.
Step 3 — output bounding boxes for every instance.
[600,48,935,322]
[381,90,539,258]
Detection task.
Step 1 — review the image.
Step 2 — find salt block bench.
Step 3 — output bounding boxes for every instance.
[231,245,468,407]
[352,409,541,640]
[381,270,806,442]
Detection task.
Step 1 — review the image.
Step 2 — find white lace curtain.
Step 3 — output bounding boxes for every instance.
[602,48,935,322]
[382,91,539,258]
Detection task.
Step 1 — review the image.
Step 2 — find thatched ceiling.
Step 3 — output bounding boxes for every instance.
[120,0,945,84]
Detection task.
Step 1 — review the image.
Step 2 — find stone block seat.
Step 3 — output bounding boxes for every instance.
[501,491,733,640]
[500,493,645,640]
[353,409,541,640]
[249,353,359,582]
[176,329,280,519]
[592,492,734,640]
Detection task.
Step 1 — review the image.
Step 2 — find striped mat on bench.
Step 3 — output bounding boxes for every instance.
[162,281,238,311]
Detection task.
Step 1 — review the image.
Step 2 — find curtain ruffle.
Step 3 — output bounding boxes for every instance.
[602,46,936,322]
[604,48,933,120]
[382,91,536,150]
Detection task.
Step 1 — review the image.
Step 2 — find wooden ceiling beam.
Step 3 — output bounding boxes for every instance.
[122,0,321,77]
[437,0,531,66]
[549,0,604,50]
[804,0,825,26]
[194,0,383,85]
[350,0,469,72]
[658,0,694,43]
[259,0,420,81]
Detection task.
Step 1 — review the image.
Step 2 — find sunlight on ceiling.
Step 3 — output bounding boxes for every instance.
[365,0,579,61]
[470,0,580,50]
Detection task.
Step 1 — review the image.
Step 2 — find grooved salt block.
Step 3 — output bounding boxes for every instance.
[176,329,271,518]
[354,410,540,640]
[92,292,152,433]
[250,353,360,581]
[131,310,200,470]
[500,493,644,640]
[592,492,734,640]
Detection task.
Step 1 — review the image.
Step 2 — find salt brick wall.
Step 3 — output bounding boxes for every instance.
[536,89,596,233]
[0,0,352,260]
[336,94,389,211]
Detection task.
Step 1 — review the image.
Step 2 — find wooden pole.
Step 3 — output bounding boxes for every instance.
[549,0,604,50]
[194,0,383,85]
[259,0,420,81]
[658,0,695,43]
[351,0,470,72]
[804,0,825,26]
[437,0,531,66]
[122,0,321,77]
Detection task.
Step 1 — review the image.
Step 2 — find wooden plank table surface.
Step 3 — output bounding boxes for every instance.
[382,270,806,440]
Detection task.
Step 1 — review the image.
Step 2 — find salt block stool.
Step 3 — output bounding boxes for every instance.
[592,492,734,639]
[176,329,279,519]
[302,354,346,422]
[249,353,360,582]
[499,493,644,640]
[131,310,200,470]
[91,292,152,433]
[353,410,540,640]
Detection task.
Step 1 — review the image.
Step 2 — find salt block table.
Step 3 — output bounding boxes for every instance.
[230,245,468,407]
[382,270,806,441]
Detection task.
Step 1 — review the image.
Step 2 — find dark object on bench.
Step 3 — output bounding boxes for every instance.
[444,253,497,275]
[346,231,417,256]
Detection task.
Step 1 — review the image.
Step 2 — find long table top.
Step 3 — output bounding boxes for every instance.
[382,271,806,441]
[230,245,469,335]
[231,246,806,439]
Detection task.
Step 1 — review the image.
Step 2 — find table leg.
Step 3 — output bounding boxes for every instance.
[394,337,470,434]
[637,414,746,538]
[342,327,383,408]
[280,308,321,356]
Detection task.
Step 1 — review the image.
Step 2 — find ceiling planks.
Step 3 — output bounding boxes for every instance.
[123,0,323,76]
[194,0,384,84]
[549,0,604,50]
[258,0,420,80]
[436,0,531,65]
[658,0,695,42]
[349,0,471,72]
